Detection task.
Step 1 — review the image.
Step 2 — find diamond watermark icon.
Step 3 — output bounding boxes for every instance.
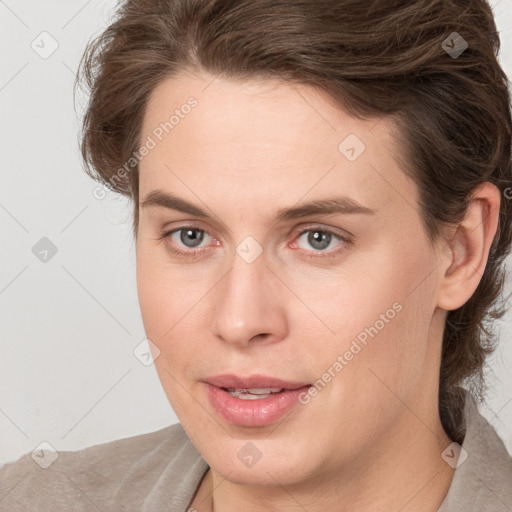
[236,236,263,264]
[237,442,263,468]
[338,134,366,161]
[31,441,58,469]
[32,237,58,263]
[442,32,468,59]
[133,338,161,366]
[441,442,468,469]
[30,31,59,59]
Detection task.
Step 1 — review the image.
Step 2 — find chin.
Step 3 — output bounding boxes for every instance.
[213,458,307,486]
[200,436,317,486]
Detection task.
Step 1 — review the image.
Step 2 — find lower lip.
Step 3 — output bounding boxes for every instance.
[204,384,311,427]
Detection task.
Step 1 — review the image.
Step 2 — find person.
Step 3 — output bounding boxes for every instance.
[1,0,512,510]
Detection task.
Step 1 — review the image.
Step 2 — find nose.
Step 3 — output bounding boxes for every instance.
[210,248,288,349]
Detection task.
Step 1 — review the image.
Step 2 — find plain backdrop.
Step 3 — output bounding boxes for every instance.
[1,0,511,466]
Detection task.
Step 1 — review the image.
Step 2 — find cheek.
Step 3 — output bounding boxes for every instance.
[136,258,204,416]
[136,248,181,355]
[136,246,215,381]
[283,257,408,346]
[136,244,200,336]
[337,258,438,401]
[293,244,437,386]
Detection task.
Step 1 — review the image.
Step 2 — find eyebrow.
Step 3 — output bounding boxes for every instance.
[140,189,376,223]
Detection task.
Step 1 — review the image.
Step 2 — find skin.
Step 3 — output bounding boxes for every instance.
[135,71,500,512]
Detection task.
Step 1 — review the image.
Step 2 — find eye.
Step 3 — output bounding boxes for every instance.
[292,227,350,257]
[158,224,351,259]
[158,226,217,256]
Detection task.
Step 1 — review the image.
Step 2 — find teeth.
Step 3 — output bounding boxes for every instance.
[246,388,283,394]
[226,388,283,399]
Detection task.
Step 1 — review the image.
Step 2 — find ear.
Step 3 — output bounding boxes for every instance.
[437,182,501,311]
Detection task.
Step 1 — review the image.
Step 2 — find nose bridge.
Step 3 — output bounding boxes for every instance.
[210,247,286,347]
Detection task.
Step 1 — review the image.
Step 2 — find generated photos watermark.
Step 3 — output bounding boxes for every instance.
[92,97,198,200]
[299,301,403,404]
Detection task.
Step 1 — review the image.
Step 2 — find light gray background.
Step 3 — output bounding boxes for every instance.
[1,0,511,465]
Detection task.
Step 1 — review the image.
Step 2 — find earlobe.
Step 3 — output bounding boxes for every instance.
[437,183,501,311]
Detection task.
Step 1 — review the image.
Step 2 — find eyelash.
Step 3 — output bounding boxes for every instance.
[157,225,352,259]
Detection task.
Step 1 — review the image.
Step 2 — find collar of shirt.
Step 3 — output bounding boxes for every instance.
[437,388,512,511]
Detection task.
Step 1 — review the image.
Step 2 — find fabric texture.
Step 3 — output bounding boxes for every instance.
[1,389,511,511]
[437,391,512,512]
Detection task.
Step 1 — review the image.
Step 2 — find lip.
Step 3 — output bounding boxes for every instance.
[203,374,310,390]
[203,374,311,427]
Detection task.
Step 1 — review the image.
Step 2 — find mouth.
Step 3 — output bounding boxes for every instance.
[204,374,310,390]
[203,374,312,427]
[222,387,287,400]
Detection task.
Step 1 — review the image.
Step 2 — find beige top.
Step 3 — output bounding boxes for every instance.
[1,390,511,511]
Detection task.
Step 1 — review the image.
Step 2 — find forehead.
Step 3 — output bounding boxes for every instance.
[138,72,418,221]
[141,71,394,157]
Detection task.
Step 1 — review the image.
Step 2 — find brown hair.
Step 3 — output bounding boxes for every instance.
[76,0,512,443]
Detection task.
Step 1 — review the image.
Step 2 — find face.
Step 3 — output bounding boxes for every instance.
[136,71,446,487]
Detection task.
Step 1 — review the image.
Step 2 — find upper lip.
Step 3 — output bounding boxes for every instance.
[203,374,311,390]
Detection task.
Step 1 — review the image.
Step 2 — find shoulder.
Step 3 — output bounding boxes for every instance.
[439,390,512,511]
[0,423,207,512]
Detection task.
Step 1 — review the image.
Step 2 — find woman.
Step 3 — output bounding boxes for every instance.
[1,0,511,510]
